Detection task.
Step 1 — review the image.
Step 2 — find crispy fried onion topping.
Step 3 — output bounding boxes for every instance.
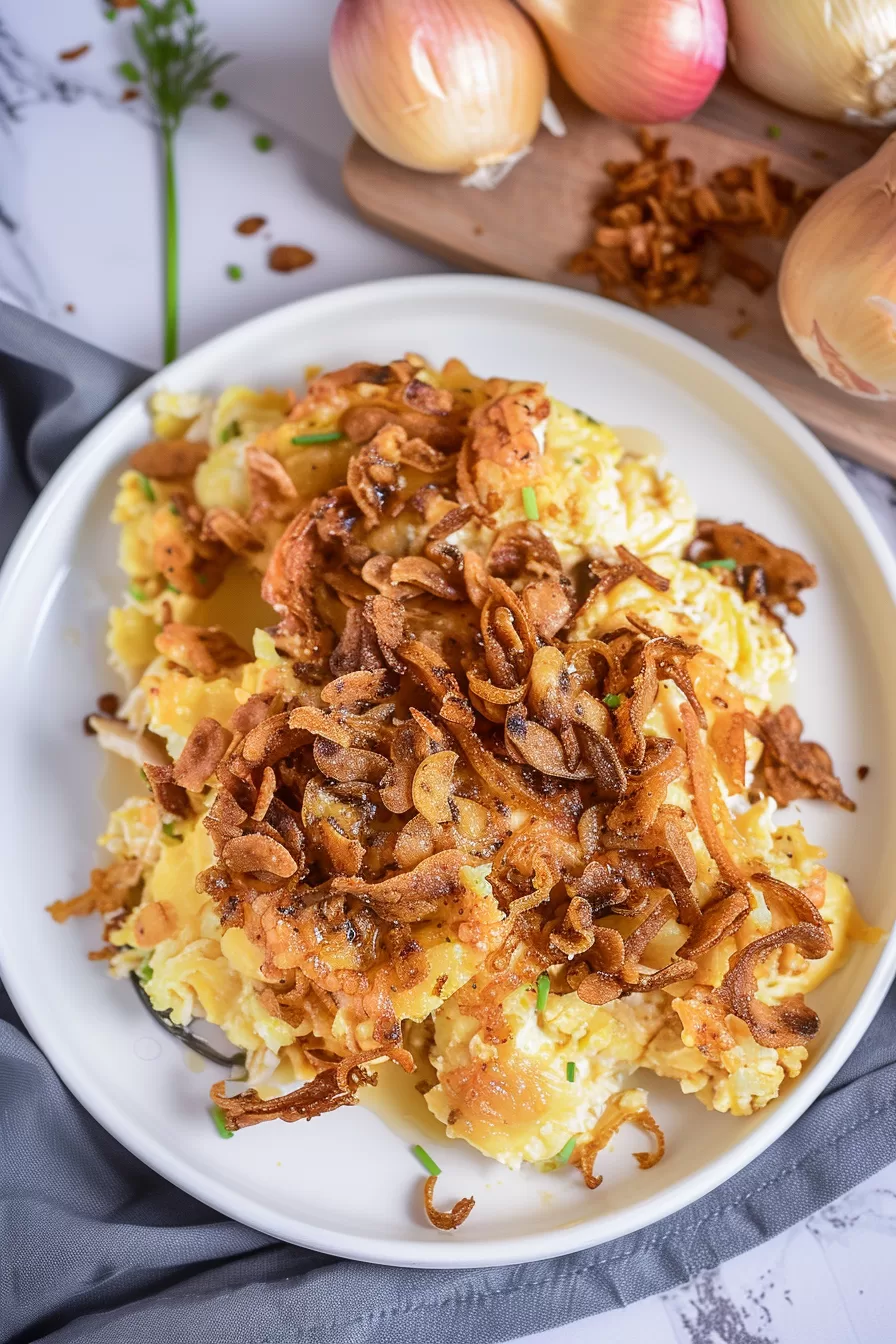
[686,520,817,615]
[571,1090,665,1190]
[750,705,855,811]
[210,1065,375,1130]
[718,920,831,1047]
[68,357,854,1161]
[422,1174,476,1231]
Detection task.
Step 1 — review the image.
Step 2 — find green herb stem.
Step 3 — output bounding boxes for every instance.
[603,693,622,709]
[130,2,233,365]
[536,972,550,1013]
[162,125,178,364]
[566,1061,576,1083]
[291,431,344,445]
[137,472,156,502]
[698,557,737,570]
[211,1105,233,1139]
[411,1144,441,1177]
[555,1137,576,1165]
[521,485,539,521]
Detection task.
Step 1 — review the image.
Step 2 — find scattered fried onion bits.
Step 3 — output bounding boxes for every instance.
[572,1090,665,1191]
[210,1063,376,1130]
[719,922,831,1048]
[569,129,822,310]
[422,1175,476,1231]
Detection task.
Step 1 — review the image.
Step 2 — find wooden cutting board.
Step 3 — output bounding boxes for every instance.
[344,75,896,476]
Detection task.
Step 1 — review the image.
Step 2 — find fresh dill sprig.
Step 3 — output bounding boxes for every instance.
[127,1,234,363]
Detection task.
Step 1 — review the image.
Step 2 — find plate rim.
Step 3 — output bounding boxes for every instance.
[3,272,896,1269]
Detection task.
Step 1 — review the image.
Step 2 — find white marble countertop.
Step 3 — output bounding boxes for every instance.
[3,2,896,1340]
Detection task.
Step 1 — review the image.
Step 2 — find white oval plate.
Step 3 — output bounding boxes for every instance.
[2,276,896,1270]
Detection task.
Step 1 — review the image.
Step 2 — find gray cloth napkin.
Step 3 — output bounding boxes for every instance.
[2,298,896,1344]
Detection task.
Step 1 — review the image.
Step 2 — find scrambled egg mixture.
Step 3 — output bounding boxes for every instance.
[79,355,863,1174]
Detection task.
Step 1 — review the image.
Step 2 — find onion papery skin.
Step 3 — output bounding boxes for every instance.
[779,133,896,399]
[728,0,896,124]
[519,0,727,125]
[330,0,549,174]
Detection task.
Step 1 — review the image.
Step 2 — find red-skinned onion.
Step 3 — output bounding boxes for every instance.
[519,0,727,124]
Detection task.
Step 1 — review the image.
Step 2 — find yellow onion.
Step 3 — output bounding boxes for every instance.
[779,135,896,398]
[728,0,896,123]
[329,0,549,176]
[518,0,727,124]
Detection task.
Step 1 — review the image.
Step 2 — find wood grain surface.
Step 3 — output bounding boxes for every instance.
[344,76,896,475]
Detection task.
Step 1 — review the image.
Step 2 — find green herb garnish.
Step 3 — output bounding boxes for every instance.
[169,501,180,515]
[698,557,737,570]
[119,60,142,82]
[291,430,344,445]
[166,582,180,593]
[220,419,241,441]
[225,263,243,281]
[536,972,550,1013]
[127,2,234,363]
[211,1105,234,1139]
[767,124,782,139]
[566,1061,576,1083]
[137,472,156,502]
[210,90,229,109]
[140,768,150,784]
[253,132,273,152]
[162,821,179,839]
[138,961,154,983]
[104,7,118,20]
[521,485,539,521]
[603,693,622,709]
[555,1137,576,1165]
[411,1144,441,1177]
[129,582,147,602]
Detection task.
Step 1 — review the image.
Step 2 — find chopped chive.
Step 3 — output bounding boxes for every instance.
[140,768,149,784]
[555,1137,576,1165]
[521,485,539,521]
[210,1105,233,1140]
[166,582,180,593]
[169,502,180,516]
[566,1061,576,1083]
[138,961,153,983]
[225,264,243,282]
[253,132,273,152]
[119,61,142,83]
[536,972,550,1013]
[128,583,147,602]
[697,557,737,570]
[603,693,622,709]
[767,124,782,139]
[137,472,156,502]
[220,419,241,442]
[291,430,344,445]
[162,821,178,839]
[104,6,117,19]
[211,90,230,110]
[411,1143,441,1177]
